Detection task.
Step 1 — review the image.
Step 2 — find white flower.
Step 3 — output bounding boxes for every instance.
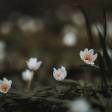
[22,69,34,81]
[26,57,42,71]
[62,25,78,47]
[80,48,97,65]
[18,16,37,33]
[53,66,67,81]
[63,32,77,47]
[69,98,91,112]
[0,78,12,94]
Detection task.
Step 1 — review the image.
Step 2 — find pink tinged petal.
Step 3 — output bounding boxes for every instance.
[53,71,61,81]
[84,60,91,65]
[0,84,9,93]
[53,71,62,81]
[88,49,94,54]
[84,48,89,54]
[84,60,89,64]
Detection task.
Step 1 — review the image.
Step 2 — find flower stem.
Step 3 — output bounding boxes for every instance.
[27,80,32,91]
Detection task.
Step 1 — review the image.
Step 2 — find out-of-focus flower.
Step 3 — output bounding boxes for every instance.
[0,78,12,94]
[80,48,97,65]
[62,25,78,47]
[71,11,85,26]
[63,32,77,46]
[26,57,42,71]
[0,22,13,35]
[53,66,67,81]
[55,5,73,21]
[69,98,91,112]
[35,18,44,32]
[18,16,44,33]
[18,16,36,33]
[22,69,34,81]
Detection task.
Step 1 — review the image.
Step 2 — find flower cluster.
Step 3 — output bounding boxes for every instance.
[22,57,42,82]
[0,48,98,94]
[21,48,97,83]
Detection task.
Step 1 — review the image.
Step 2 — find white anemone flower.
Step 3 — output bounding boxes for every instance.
[22,69,34,81]
[53,66,67,81]
[26,57,42,71]
[80,48,97,65]
[0,78,12,94]
[69,98,91,112]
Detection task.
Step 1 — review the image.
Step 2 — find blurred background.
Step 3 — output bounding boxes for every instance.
[0,1,111,71]
[0,0,112,112]
[0,0,112,81]
[0,0,112,83]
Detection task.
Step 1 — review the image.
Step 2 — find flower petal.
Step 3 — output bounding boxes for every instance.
[88,49,94,54]
[84,48,88,54]
[80,51,84,60]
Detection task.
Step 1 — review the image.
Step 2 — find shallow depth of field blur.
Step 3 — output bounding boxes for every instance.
[0,0,112,112]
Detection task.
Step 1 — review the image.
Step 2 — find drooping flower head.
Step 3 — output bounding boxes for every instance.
[22,69,34,81]
[0,78,12,94]
[26,57,42,71]
[80,48,97,65]
[53,66,67,81]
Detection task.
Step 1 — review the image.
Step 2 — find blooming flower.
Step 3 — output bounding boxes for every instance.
[53,66,67,81]
[80,48,97,65]
[22,69,34,81]
[26,57,42,71]
[0,78,12,94]
[69,98,91,112]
